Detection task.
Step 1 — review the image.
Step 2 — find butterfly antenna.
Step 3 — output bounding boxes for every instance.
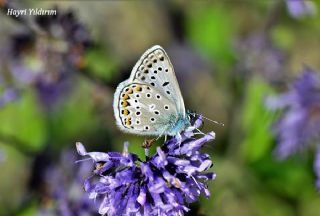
[201,115,224,126]
[190,112,224,126]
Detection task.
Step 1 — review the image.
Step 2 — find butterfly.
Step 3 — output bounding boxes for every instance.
[113,45,191,137]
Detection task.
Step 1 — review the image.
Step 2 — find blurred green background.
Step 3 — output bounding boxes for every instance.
[0,0,320,215]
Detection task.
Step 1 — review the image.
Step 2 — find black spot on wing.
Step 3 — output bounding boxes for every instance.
[162,82,169,86]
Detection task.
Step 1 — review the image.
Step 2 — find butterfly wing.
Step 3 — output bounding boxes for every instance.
[113,45,187,136]
[128,45,186,115]
[113,82,178,135]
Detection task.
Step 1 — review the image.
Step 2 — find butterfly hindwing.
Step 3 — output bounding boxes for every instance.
[113,45,189,136]
[114,82,178,136]
[128,45,186,115]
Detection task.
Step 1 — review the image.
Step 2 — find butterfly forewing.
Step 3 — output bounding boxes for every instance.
[129,45,186,115]
[114,82,178,135]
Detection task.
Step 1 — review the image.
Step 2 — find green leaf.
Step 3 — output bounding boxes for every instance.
[272,26,295,50]
[0,89,47,151]
[85,48,119,81]
[50,77,100,147]
[0,142,31,215]
[16,203,38,216]
[186,4,236,68]
[251,156,314,199]
[240,79,276,162]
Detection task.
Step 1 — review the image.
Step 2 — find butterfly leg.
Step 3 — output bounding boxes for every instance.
[144,148,149,158]
[142,138,156,149]
[176,133,182,143]
[195,128,206,136]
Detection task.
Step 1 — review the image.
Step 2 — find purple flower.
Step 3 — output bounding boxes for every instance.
[1,8,91,110]
[166,43,211,91]
[0,87,19,107]
[235,33,285,83]
[38,150,99,216]
[267,67,320,189]
[76,116,216,216]
[286,0,317,19]
[267,68,320,159]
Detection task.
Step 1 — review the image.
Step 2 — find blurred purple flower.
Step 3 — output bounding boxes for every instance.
[235,33,286,83]
[38,150,99,216]
[0,57,19,107]
[267,68,320,159]
[286,0,317,19]
[167,43,211,91]
[0,87,19,107]
[76,116,216,216]
[2,8,91,110]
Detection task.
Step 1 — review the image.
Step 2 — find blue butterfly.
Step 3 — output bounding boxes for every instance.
[113,45,190,137]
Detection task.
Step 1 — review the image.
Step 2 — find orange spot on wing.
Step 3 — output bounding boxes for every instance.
[126,88,133,94]
[122,100,128,107]
[135,85,142,92]
[125,117,132,126]
[123,109,129,116]
[122,94,129,100]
